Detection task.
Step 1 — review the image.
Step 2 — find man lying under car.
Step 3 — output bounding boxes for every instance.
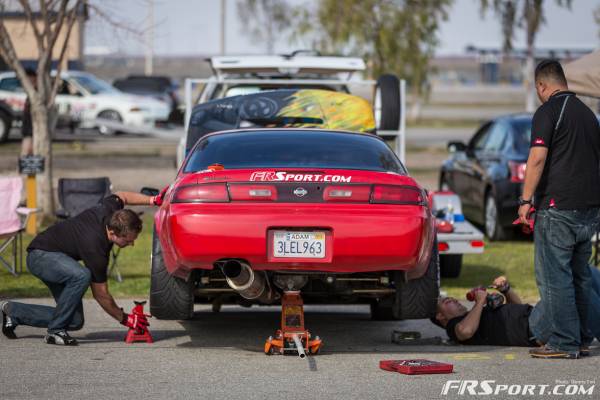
[432,270,600,355]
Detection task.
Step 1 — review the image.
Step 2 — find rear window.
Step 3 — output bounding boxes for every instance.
[183,130,406,174]
[512,118,532,154]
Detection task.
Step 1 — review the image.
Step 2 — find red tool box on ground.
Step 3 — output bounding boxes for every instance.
[380,359,454,375]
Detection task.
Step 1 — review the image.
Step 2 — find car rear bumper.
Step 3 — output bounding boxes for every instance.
[159,203,432,276]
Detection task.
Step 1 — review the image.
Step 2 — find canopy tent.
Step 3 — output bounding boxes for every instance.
[564,50,600,98]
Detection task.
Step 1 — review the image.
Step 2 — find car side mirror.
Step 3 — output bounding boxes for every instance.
[447,141,466,153]
[141,187,160,196]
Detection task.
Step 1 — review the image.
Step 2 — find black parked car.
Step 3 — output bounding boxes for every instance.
[440,114,532,240]
[113,75,183,124]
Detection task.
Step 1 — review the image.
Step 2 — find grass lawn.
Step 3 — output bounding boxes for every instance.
[0,214,541,303]
[444,239,539,303]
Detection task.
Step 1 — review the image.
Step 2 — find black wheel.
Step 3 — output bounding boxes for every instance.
[0,110,12,143]
[374,74,400,131]
[440,254,462,278]
[395,238,440,320]
[149,227,194,320]
[97,109,122,135]
[370,297,395,321]
[485,193,511,241]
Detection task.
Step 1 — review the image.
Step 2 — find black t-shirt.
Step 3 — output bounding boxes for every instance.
[531,91,600,210]
[446,304,536,347]
[28,195,124,283]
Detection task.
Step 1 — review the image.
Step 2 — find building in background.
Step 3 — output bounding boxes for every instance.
[0,3,88,71]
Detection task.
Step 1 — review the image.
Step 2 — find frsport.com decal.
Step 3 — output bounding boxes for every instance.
[250,171,352,183]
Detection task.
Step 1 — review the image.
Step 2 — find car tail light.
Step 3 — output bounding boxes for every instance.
[470,240,485,248]
[508,161,526,183]
[172,183,229,203]
[371,185,424,205]
[438,242,449,252]
[323,185,371,202]
[228,184,278,201]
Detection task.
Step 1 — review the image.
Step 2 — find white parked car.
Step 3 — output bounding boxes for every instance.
[0,70,170,135]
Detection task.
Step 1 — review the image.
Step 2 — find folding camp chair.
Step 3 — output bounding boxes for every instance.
[55,177,124,282]
[0,176,37,276]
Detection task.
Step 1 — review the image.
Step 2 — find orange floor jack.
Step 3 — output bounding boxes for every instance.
[264,291,322,358]
[125,301,153,344]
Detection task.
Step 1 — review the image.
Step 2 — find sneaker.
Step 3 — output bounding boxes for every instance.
[529,345,579,359]
[1,301,17,339]
[45,331,78,346]
[580,346,591,357]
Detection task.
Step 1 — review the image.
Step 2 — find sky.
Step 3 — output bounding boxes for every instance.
[84,0,600,57]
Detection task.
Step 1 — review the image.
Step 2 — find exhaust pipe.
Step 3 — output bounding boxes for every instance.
[222,260,278,303]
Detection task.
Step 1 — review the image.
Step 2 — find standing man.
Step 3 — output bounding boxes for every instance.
[518,60,600,359]
[1,191,161,346]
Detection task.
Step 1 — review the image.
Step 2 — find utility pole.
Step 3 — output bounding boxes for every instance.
[145,0,154,75]
[220,0,226,55]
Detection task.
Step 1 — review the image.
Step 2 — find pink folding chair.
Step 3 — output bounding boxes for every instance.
[0,176,37,276]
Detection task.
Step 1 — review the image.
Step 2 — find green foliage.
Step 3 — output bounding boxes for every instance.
[295,0,452,95]
[480,0,572,50]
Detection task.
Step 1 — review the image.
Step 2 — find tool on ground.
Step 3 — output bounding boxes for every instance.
[124,301,153,344]
[380,359,454,375]
[466,287,505,309]
[391,330,444,345]
[264,291,322,357]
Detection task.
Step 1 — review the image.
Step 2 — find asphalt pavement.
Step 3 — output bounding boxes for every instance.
[1,299,598,400]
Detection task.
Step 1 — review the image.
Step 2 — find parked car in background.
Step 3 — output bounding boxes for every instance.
[439,114,532,240]
[0,71,170,136]
[113,75,183,124]
[0,99,14,142]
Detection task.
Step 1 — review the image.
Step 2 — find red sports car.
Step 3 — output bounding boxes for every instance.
[149,127,439,321]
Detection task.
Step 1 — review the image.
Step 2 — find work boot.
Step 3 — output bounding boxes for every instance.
[529,345,579,359]
[1,301,17,339]
[45,331,78,346]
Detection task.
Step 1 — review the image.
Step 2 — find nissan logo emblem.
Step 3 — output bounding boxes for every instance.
[294,187,308,197]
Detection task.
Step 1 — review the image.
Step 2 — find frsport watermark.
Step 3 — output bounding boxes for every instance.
[440,380,596,396]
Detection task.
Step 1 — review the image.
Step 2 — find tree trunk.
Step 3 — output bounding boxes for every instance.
[524,52,536,112]
[31,103,55,220]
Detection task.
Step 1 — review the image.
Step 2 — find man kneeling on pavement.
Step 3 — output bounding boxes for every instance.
[432,269,600,358]
[1,191,161,346]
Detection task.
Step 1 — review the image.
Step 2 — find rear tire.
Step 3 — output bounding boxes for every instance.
[440,254,462,278]
[374,74,401,131]
[149,227,194,320]
[0,110,12,143]
[395,239,440,320]
[370,239,440,321]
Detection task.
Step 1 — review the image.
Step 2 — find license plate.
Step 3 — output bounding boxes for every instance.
[272,231,326,259]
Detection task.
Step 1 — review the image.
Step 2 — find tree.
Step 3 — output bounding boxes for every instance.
[292,0,452,118]
[0,0,85,219]
[480,0,572,112]
[237,0,293,54]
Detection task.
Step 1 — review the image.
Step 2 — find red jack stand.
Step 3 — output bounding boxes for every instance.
[125,301,153,344]
[264,291,322,357]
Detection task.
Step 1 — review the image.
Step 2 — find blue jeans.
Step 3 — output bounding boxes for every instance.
[530,208,600,352]
[589,266,600,341]
[7,249,91,333]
